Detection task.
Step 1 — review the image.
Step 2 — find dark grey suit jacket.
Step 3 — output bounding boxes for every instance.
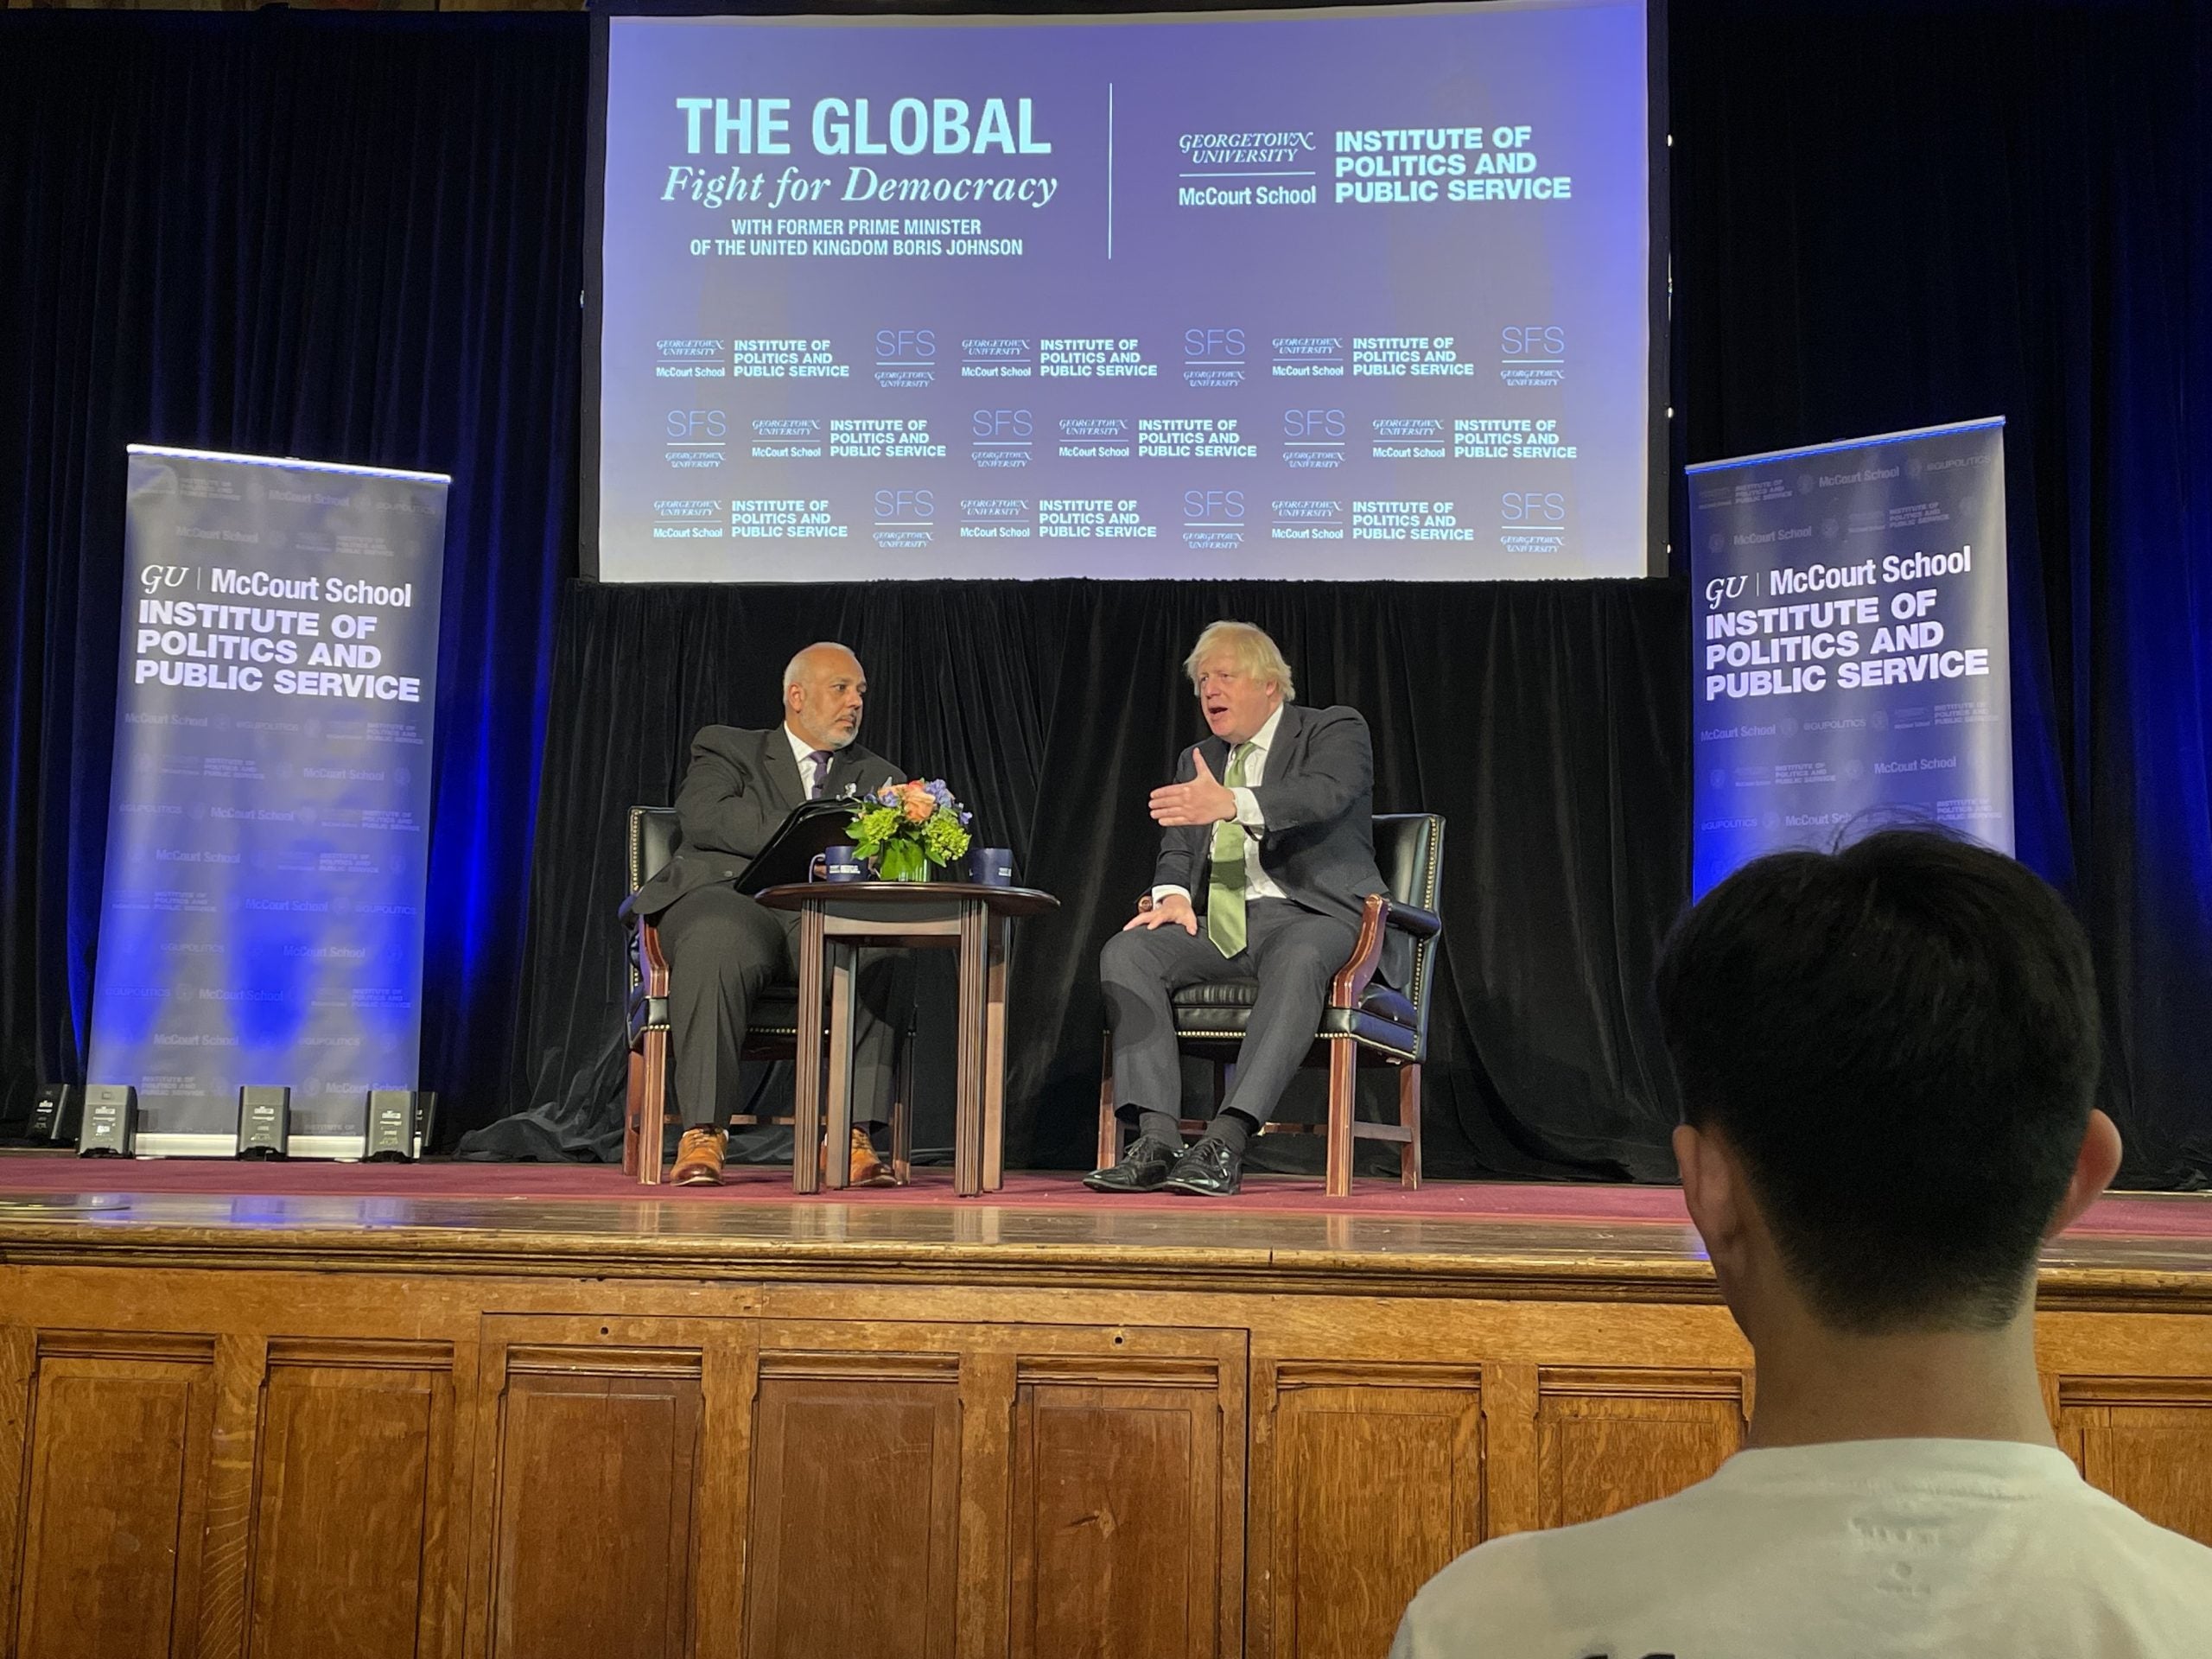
[633,724,902,918]
[1152,702,1406,986]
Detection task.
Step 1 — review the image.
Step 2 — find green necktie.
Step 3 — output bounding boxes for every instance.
[1206,742,1256,957]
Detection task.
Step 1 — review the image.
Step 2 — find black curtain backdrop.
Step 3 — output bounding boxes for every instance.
[5,4,2207,1182]
[0,14,582,1134]
[1669,0,2212,1183]
[499,580,1691,1179]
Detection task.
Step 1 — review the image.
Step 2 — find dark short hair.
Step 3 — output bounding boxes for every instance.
[1654,830,2101,1332]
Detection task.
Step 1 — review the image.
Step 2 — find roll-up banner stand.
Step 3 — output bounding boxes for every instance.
[1686,418,2011,898]
[87,447,449,1156]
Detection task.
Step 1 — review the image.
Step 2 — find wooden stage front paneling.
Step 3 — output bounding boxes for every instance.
[1,1176,2209,1659]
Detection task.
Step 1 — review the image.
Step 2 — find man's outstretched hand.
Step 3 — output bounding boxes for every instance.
[1149,748,1237,828]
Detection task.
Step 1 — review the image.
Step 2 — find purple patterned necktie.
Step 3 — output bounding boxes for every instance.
[806,750,833,799]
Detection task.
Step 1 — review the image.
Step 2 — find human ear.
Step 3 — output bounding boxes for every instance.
[2044,1109,2123,1238]
[1675,1122,1745,1267]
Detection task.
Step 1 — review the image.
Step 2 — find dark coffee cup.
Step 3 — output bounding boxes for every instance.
[965,847,1016,887]
[810,845,867,883]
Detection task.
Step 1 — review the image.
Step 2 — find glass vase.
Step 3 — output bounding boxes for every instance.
[877,840,931,883]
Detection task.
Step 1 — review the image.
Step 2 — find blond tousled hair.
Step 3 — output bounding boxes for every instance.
[1183,621,1295,702]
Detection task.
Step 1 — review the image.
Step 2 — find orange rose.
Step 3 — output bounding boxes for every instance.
[901,782,935,822]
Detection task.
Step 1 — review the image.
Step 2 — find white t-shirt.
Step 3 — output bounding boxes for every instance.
[1392,1439,2212,1659]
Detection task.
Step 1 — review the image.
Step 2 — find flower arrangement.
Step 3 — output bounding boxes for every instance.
[846,779,973,882]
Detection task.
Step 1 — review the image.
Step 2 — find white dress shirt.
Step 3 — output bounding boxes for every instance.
[1155,700,1285,908]
[785,724,836,798]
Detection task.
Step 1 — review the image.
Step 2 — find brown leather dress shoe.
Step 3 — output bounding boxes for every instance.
[671,1126,726,1186]
[822,1126,899,1187]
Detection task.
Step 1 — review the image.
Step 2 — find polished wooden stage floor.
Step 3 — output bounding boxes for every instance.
[2,1157,2208,1659]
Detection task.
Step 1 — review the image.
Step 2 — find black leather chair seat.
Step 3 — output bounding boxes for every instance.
[1170,978,1417,1027]
[1169,978,1421,1060]
[633,981,800,1041]
[745,984,801,1039]
[630,805,808,1046]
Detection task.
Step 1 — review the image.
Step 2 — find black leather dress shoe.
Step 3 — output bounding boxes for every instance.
[1163,1136,1243,1198]
[1085,1134,1183,1192]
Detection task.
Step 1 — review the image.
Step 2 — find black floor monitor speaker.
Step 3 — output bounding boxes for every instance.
[28,1084,81,1145]
[237,1086,291,1159]
[364,1090,427,1161]
[76,1085,138,1157]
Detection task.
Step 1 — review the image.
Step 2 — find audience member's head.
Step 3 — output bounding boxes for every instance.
[1655,828,2115,1337]
[1394,831,2204,1659]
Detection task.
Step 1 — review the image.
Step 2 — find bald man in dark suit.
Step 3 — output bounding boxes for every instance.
[633,642,908,1186]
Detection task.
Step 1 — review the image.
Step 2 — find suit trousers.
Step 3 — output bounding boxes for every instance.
[1098,898,1358,1130]
[656,883,912,1131]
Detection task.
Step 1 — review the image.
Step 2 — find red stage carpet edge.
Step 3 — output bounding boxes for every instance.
[0,1153,2205,1237]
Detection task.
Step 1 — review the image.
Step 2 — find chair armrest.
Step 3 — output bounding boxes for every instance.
[1330,893,1389,1008]
[1382,899,1442,940]
[627,909,668,999]
[1329,893,1442,1008]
